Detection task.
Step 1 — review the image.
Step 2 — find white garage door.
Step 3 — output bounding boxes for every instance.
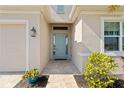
[0,24,27,72]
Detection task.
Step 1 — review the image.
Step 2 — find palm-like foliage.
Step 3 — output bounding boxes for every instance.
[108,5,120,13]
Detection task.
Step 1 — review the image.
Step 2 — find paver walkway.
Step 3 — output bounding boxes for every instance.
[42,60,81,88]
[0,73,22,88]
[46,75,79,88]
[42,60,80,74]
[0,74,84,88]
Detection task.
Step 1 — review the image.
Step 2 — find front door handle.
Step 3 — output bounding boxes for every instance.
[53,45,56,55]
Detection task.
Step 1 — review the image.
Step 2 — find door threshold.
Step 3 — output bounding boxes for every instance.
[54,59,68,60]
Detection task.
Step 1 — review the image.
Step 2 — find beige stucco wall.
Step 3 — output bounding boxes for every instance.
[40,14,50,72]
[82,14,101,53]
[71,16,83,73]
[72,14,124,74]
[81,14,101,73]
[0,12,49,72]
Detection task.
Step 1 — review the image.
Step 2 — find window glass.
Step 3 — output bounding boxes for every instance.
[53,34,56,55]
[122,23,124,50]
[57,5,64,14]
[53,26,68,30]
[123,22,124,36]
[104,37,119,51]
[66,35,68,55]
[122,37,124,50]
[104,22,120,35]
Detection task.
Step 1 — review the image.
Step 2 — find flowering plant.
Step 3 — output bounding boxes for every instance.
[22,68,39,79]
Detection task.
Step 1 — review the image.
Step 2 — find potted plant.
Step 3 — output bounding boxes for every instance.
[22,68,39,84]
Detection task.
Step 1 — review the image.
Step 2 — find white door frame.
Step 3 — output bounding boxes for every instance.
[50,25,71,60]
[0,19,29,71]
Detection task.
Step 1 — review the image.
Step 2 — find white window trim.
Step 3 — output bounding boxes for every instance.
[101,17,124,56]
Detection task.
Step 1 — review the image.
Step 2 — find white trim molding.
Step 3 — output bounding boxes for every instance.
[78,53,91,57]
[81,11,124,15]
[0,19,28,24]
[101,17,104,53]
[0,11,41,14]
[69,6,77,20]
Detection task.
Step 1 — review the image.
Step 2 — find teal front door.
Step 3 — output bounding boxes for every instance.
[53,33,68,59]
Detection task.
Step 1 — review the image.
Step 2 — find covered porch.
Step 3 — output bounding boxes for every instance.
[42,60,81,74]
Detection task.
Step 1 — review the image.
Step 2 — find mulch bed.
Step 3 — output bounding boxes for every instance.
[73,75,88,88]
[73,75,124,88]
[14,75,49,88]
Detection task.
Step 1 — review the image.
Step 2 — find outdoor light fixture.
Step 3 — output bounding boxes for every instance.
[30,27,36,37]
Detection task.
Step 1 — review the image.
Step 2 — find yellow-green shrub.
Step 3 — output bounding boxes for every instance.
[84,52,117,88]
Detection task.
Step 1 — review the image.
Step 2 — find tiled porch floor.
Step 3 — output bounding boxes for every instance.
[42,60,81,74]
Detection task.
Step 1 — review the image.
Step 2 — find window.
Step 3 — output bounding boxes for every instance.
[104,21,124,52]
[53,26,68,30]
[104,22,120,51]
[56,5,64,14]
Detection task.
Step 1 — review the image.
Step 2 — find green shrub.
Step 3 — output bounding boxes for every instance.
[84,52,117,88]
